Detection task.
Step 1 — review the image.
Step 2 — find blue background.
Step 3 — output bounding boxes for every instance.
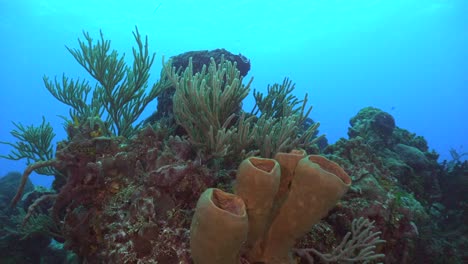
[0,0,467,188]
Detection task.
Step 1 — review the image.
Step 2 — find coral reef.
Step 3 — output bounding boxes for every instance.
[317,107,466,263]
[1,30,466,264]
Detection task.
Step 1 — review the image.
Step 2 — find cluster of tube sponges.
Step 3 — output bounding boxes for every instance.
[190,150,352,264]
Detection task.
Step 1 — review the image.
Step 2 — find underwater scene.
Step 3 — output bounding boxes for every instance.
[0,0,466,263]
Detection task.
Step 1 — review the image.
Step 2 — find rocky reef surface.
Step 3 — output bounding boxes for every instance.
[1,106,465,263]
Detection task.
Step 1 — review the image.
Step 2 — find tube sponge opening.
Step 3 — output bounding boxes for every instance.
[211,188,246,216]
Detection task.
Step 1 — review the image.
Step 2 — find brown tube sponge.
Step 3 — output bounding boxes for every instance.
[190,188,248,264]
[234,157,281,258]
[260,155,352,264]
[271,149,307,218]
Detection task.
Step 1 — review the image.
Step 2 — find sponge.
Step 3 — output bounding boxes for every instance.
[234,157,281,258]
[260,155,351,263]
[190,188,248,264]
[190,153,351,264]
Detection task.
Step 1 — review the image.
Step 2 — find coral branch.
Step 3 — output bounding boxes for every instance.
[10,159,57,207]
[294,217,386,263]
[22,194,58,227]
[0,117,57,175]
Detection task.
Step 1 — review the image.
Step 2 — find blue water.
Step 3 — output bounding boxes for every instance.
[0,0,467,188]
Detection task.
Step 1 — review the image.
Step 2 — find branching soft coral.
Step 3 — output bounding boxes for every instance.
[250,78,321,158]
[0,117,55,173]
[44,27,171,138]
[165,56,253,158]
[294,217,386,263]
